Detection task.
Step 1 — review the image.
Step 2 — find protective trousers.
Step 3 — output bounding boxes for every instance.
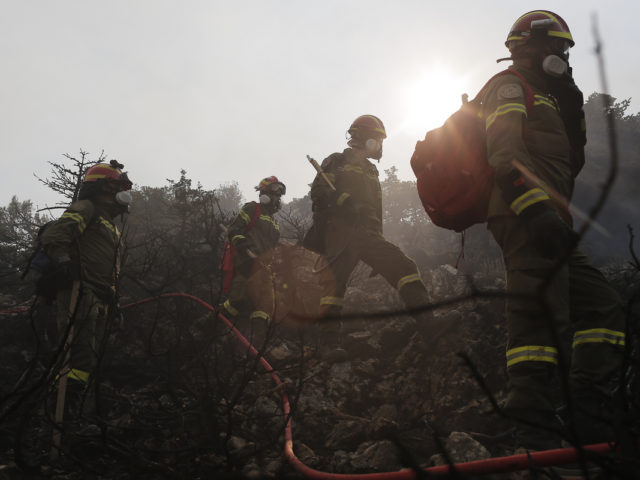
[489,216,625,446]
[319,217,429,319]
[56,284,108,384]
[222,254,276,332]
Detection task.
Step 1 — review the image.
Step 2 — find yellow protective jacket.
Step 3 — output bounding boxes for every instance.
[227,201,280,257]
[481,65,577,220]
[310,148,383,231]
[41,199,122,300]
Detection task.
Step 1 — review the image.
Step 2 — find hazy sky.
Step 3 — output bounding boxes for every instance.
[2,1,638,211]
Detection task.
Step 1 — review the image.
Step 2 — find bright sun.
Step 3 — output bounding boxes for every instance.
[398,66,469,137]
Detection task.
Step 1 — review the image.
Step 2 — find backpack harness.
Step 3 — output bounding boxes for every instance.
[410,69,534,233]
[220,202,262,294]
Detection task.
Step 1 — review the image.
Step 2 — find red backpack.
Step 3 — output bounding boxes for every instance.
[220,202,262,293]
[410,69,534,232]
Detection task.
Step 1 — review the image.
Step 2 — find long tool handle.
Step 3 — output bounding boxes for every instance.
[307,155,336,191]
[50,280,80,461]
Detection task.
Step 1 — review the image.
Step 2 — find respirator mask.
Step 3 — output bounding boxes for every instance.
[259,192,282,211]
[542,54,569,77]
[115,190,133,209]
[529,19,572,78]
[365,138,383,160]
[259,194,271,205]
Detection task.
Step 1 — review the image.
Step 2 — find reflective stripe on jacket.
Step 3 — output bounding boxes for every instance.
[41,199,122,299]
[310,148,382,229]
[227,201,279,256]
[481,66,573,219]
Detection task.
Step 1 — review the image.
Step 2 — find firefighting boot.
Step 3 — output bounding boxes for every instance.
[550,392,620,478]
[248,309,272,352]
[509,408,562,453]
[567,391,618,445]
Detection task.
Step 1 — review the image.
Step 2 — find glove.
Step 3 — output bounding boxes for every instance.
[526,208,578,259]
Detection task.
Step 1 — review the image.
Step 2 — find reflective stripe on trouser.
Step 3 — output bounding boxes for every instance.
[68,368,90,383]
[489,216,626,414]
[250,310,271,322]
[318,296,344,320]
[56,284,108,380]
[226,256,275,321]
[397,273,421,292]
[320,296,344,308]
[319,217,428,317]
[573,328,625,348]
[56,368,90,384]
[223,299,239,317]
[397,274,430,313]
[506,345,558,367]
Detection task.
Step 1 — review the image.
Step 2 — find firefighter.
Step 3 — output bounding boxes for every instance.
[481,11,626,451]
[220,176,285,328]
[306,115,430,325]
[41,160,132,413]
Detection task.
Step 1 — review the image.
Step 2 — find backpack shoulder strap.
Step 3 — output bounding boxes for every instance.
[246,202,262,232]
[474,69,535,113]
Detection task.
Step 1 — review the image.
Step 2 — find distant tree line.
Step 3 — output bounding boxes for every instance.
[0,90,638,478]
[2,92,638,302]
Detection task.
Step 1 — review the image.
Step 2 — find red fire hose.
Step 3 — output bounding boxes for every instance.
[37,292,635,477]
[0,306,30,314]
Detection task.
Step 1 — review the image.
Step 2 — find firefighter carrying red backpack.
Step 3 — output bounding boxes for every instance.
[410,69,534,232]
[219,203,262,293]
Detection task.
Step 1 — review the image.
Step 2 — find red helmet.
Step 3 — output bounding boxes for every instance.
[506,10,574,50]
[83,161,132,190]
[257,176,286,195]
[347,115,387,139]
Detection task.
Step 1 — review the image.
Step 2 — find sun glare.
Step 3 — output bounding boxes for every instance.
[398,67,469,137]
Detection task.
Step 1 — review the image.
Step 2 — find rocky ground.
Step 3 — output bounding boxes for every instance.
[0,254,637,479]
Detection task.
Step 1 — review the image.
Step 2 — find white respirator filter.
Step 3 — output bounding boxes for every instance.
[365,138,380,152]
[542,55,568,77]
[259,194,271,205]
[115,190,133,206]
